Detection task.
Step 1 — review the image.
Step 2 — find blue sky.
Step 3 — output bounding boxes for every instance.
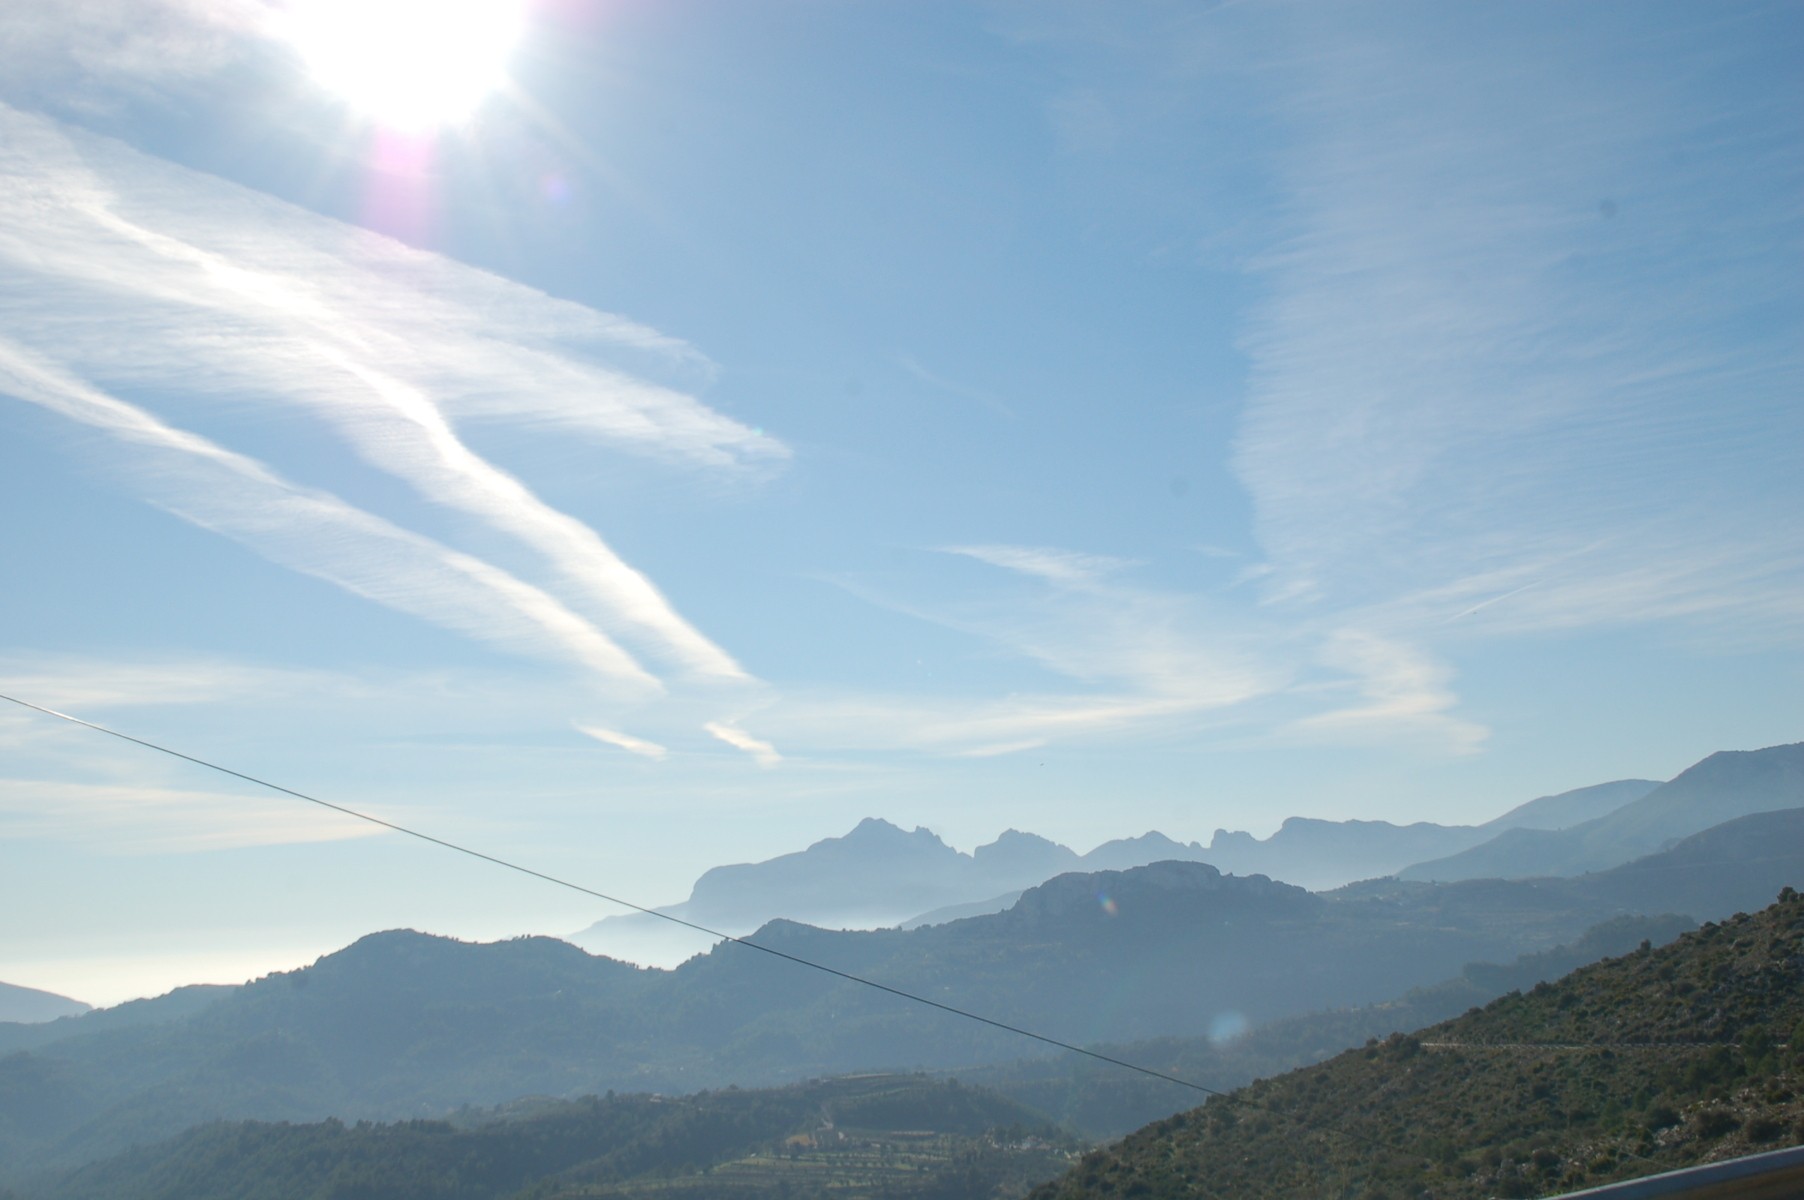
[1,0,1799,1005]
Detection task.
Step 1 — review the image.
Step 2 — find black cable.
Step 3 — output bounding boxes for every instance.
[32,688,1754,1169]
[0,690,1231,1103]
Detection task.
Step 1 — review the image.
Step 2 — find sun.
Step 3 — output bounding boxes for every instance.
[283,0,526,132]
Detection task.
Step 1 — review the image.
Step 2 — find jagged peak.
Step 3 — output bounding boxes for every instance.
[839,816,943,843]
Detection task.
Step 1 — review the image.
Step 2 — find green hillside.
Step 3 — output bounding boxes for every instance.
[21,1075,1078,1200]
[0,860,1615,1178]
[964,913,1696,1138]
[6,813,1798,1183]
[1032,889,1804,1199]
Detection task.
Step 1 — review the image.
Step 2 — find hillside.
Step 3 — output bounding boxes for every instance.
[960,912,1698,1138]
[0,863,1552,1178]
[8,812,1799,1185]
[1032,888,1804,1200]
[0,985,87,1026]
[23,1074,1079,1200]
[0,985,231,1057]
[1402,741,1804,882]
[11,912,1720,1200]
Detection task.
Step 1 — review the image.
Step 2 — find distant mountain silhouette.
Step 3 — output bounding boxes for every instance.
[0,981,88,1025]
[1198,818,1478,890]
[1079,832,1208,872]
[1565,807,1804,917]
[0,982,236,1056]
[1400,741,1804,881]
[572,777,1662,960]
[1195,779,1658,890]
[1477,777,1660,830]
[568,819,1193,963]
[7,814,1798,1182]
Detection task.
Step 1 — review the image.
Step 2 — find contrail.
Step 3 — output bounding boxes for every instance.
[1446,580,1541,623]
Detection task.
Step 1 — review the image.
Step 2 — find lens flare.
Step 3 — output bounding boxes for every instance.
[1208,1011,1249,1045]
[539,171,571,206]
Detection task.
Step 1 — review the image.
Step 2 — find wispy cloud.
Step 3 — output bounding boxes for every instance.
[576,723,669,761]
[703,721,782,768]
[0,340,659,690]
[0,654,313,713]
[941,544,1136,589]
[1283,629,1487,754]
[794,544,1283,755]
[952,738,1049,759]
[1228,9,1804,644]
[0,777,382,853]
[896,355,1015,418]
[0,0,273,109]
[0,103,777,684]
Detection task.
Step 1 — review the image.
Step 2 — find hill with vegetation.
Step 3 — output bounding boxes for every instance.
[4,813,1798,1183]
[961,912,1698,1138]
[17,1074,1077,1200]
[1032,888,1804,1200]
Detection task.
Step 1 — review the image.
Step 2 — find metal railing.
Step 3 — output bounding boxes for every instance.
[1548,1144,1804,1199]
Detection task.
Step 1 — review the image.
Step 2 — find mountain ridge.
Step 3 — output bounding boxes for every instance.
[570,768,1674,962]
[6,809,1799,1181]
[1401,741,1804,882]
[0,982,89,1026]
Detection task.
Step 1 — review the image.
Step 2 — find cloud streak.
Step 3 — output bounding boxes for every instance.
[0,103,776,685]
[794,545,1284,756]
[0,340,659,690]
[1228,9,1804,645]
[1284,629,1487,754]
[941,544,1136,590]
[704,721,782,768]
[576,723,669,761]
[0,0,273,108]
[0,777,382,853]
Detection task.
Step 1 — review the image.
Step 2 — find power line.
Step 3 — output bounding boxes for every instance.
[0,690,1235,1105]
[20,690,1775,1170]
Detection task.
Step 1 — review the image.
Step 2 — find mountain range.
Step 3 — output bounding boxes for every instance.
[1401,741,1804,881]
[5,805,1800,1183]
[4,738,1798,1191]
[567,821,1204,965]
[25,893,1797,1200]
[569,741,1804,966]
[569,774,1674,964]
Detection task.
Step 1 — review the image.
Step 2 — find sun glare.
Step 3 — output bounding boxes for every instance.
[284,0,525,132]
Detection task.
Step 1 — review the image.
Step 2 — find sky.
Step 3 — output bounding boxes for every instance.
[1,0,1800,1007]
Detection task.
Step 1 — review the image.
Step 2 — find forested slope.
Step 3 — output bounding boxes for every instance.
[21,1075,1075,1200]
[1033,889,1804,1199]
